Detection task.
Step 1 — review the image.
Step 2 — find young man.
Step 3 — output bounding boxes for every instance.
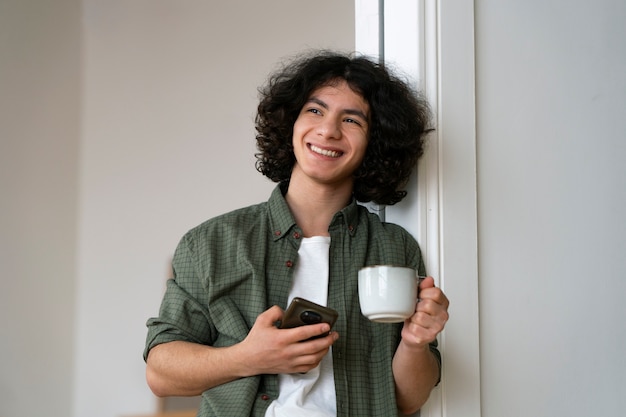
[144,51,449,416]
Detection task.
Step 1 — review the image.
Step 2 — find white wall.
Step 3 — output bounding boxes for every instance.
[0,1,81,416]
[475,1,626,416]
[74,1,354,417]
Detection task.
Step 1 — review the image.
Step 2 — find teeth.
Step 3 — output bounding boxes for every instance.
[310,144,341,158]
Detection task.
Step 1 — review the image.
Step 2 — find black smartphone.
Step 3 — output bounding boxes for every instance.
[279,297,338,338]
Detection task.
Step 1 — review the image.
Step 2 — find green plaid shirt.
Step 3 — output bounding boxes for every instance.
[145,183,439,417]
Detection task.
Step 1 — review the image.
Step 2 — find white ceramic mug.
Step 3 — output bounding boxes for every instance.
[358,265,425,323]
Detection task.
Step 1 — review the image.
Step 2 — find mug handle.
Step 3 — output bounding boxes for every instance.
[416,275,427,301]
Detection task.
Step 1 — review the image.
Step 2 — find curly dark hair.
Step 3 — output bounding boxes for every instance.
[255,50,432,205]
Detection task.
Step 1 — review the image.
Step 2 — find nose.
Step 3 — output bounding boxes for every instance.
[317,117,342,140]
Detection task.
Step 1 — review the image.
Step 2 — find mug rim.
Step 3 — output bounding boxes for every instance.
[358,264,416,271]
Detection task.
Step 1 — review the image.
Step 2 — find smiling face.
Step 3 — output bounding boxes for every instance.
[291,80,370,191]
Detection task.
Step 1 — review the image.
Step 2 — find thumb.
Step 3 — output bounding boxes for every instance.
[256,305,284,326]
[419,276,436,290]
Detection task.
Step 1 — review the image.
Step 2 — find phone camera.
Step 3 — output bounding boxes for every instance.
[300,310,322,324]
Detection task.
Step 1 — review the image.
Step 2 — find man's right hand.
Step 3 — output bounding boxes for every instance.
[238,305,339,375]
[146,305,338,397]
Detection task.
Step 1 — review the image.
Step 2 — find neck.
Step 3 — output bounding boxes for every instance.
[285,176,353,237]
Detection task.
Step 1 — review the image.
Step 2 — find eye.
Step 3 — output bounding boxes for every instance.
[307,107,322,115]
[345,117,367,128]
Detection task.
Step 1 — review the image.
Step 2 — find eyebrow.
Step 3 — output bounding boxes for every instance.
[307,97,369,122]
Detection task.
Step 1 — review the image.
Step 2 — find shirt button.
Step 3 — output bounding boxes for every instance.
[274,230,282,236]
[285,260,293,268]
[293,231,301,239]
[348,225,354,232]
[261,394,270,401]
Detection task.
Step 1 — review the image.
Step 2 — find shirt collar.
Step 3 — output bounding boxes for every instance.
[330,197,360,237]
[267,182,360,240]
[267,183,298,241]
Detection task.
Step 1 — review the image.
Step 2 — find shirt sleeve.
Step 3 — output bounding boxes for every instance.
[403,225,443,385]
[143,233,216,361]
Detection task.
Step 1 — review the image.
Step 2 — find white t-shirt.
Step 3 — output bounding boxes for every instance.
[264,236,337,417]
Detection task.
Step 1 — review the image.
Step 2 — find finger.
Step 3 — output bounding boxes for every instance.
[417,296,449,317]
[401,316,442,346]
[406,308,448,336]
[418,287,449,308]
[412,304,449,333]
[284,333,337,371]
[288,323,333,342]
[290,350,330,372]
